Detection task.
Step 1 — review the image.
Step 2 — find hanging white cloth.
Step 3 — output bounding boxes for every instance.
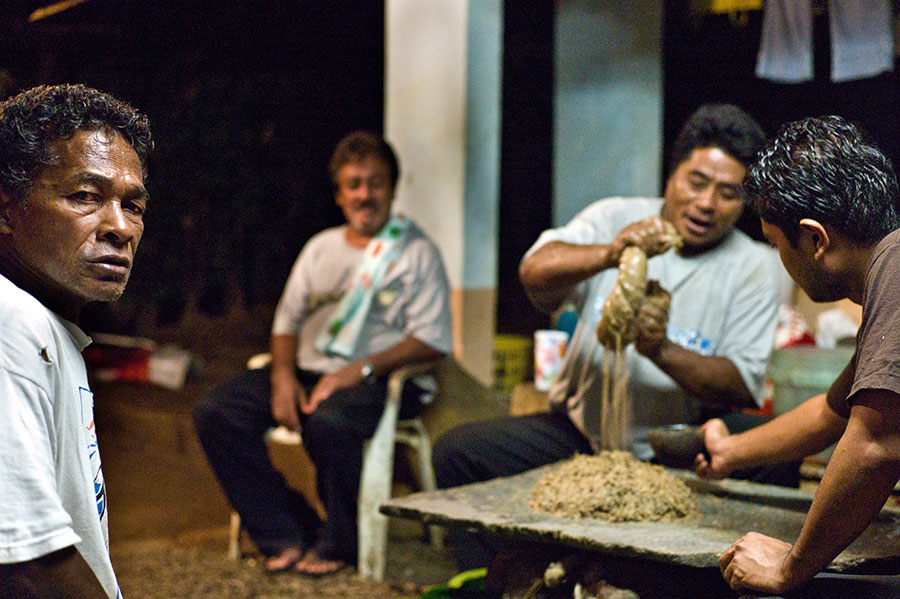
[830,0,894,81]
[756,0,893,83]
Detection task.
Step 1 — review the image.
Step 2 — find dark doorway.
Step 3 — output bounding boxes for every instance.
[496,2,556,336]
[0,1,385,331]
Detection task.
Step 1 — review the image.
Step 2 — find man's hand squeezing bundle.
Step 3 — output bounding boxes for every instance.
[596,217,682,349]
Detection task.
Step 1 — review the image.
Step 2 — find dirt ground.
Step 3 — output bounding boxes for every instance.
[111,527,457,599]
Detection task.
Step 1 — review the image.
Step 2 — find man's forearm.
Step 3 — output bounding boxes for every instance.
[719,393,847,472]
[519,241,620,313]
[0,546,109,599]
[358,337,444,378]
[303,336,445,414]
[269,334,299,377]
[784,394,900,583]
[650,340,755,408]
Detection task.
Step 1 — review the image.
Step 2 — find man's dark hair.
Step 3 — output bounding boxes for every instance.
[670,103,766,173]
[0,83,153,204]
[744,115,900,246]
[328,130,400,192]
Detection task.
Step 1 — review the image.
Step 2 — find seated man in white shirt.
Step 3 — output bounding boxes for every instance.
[194,131,453,576]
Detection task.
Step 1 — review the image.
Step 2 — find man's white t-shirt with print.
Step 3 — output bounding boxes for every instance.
[525,198,779,455]
[0,273,120,598]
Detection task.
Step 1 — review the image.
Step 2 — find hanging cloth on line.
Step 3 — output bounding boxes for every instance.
[756,0,893,83]
[315,215,413,358]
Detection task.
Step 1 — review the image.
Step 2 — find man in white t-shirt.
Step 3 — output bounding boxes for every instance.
[434,104,791,571]
[194,131,452,576]
[0,84,153,598]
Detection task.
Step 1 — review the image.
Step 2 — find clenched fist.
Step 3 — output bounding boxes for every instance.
[610,216,683,261]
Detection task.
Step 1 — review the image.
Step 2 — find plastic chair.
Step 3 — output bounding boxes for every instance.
[227,353,444,581]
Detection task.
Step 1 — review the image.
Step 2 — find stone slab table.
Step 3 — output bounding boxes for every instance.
[382,463,900,581]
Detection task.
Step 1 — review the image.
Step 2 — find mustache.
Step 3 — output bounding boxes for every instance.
[350,199,379,210]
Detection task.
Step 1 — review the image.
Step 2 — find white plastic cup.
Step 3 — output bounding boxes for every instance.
[533,330,569,391]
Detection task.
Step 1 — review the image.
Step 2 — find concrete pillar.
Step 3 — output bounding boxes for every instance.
[385,0,502,385]
[554,1,663,226]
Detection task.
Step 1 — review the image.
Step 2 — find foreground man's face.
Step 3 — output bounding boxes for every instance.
[662,146,746,254]
[4,128,147,312]
[761,218,841,303]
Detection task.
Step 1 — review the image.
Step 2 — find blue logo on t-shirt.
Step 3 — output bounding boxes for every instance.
[95,478,106,518]
[79,386,107,520]
[669,326,714,356]
[595,293,715,356]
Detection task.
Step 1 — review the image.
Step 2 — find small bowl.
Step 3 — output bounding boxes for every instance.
[647,424,706,469]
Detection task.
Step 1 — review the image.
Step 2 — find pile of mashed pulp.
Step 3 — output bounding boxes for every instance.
[530,451,698,522]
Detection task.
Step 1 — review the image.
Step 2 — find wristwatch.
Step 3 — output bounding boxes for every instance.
[360,362,376,382]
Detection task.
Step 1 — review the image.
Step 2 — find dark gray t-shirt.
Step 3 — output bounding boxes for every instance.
[849,229,900,404]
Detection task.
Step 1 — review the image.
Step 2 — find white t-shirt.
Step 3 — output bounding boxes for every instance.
[271,221,453,373]
[525,198,779,454]
[0,273,120,598]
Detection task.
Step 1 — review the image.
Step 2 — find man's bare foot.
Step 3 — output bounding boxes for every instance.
[294,550,348,577]
[264,546,304,572]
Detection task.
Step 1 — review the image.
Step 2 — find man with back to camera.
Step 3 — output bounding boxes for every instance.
[0,84,153,598]
[193,130,453,576]
[692,116,900,597]
[433,104,791,571]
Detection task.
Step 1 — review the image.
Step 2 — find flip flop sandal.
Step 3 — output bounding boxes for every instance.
[294,551,350,578]
[264,547,305,574]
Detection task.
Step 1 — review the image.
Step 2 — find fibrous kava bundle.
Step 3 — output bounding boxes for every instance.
[594,222,682,450]
[530,452,698,522]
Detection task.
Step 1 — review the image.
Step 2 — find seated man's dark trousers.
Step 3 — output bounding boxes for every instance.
[194,365,428,564]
